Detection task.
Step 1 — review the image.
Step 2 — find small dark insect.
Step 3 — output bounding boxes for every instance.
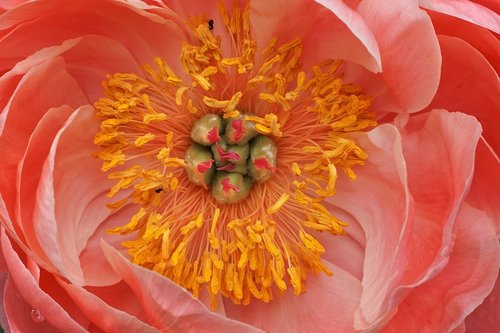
[155,188,163,193]
[208,19,214,31]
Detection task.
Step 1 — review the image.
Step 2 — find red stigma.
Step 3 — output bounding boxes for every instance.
[216,142,240,161]
[207,126,221,144]
[254,157,276,172]
[221,177,240,193]
[197,159,214,173]
[231,119,246,141]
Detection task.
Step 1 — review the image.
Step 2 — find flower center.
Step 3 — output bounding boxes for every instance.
[186,113,278,204]
[93,2,376,308]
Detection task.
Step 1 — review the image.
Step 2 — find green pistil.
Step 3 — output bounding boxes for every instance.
[249,136,277,182]
[186,113,277,204]
[224,115,258,145]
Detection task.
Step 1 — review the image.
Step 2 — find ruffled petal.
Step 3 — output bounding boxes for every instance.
[326,124,411,330]
[419,0,500,34]
[34,106,119,285]
[0,0,184,74]
[101,241,263,332]
[0,56,88,249]
[381,203,500,333]
[250,0,381,71]
[347,0,441,113]
[464,275,500,332]
[0,227,87,332]
[223,262,362,333]
[426,35,500,152]
[466,137,500,231]
[59,280,160,333]
[428,10,500,73]
[16,105,75,270]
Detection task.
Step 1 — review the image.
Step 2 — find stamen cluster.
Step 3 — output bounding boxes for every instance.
[92,1,377,308]
[186,113,277,204]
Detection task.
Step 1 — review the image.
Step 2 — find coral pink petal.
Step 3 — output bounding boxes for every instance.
[250,0,381,72]
[3,278,62,333]
[327,124,411,330]
[0,0,184,74]
[0,228,87,332]
[224,262,362,333]
[465,273,500,332]
[0,58,88,247]
[0,0,27,11]
[79,204,139,286]
[355,110,482,330]
[101,241,263,332]
[426,36,500,152]
[347,0,441,113]
[34,106,119,285]
[16,105,74,270]
[467,137,500,231]
[419,0,500,33]
[59,280,159,333]
[428,10,500,73]
[24,35,141,102]
[381,203,500,333]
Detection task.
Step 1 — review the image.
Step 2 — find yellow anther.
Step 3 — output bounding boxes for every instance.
[161,228,171,259]
[259,54,281,75]
[191,73,211,90]
[170,241,186,266]
[134,133,156,147]
[287,266,303,295]
[238,248,249,269]
[175,86,189,105]
[299,230,325,253]
[187,99,198,113]
[211,208,220,235]
[108,207,146,234]
[221,57,241,67]
[267,193,290,214]
[291,162,302,176]
[203,96,231,109]
[202,252,213,282]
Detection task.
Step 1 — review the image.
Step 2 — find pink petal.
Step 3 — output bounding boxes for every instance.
[16,105,75,270]
[419,0,500,33]
[101,241,263,332]
[464,273,500,332]
[0,0,184,74]
[426,35,500,152]
[466,137,500,231]
[428,10,500,73]
[0,57,88,247]
[347,0,441,113]
[0,0,27,11]
[381,203,500,333]
[0,227,87,332]
[223,262,362,333]
[79,204,139,286]
[358,110,482,330]
[3,278,61,333]
[327,124,411,330]
[250,0,381,71]
[34,106,119,285]
[15,35,141,102]
[59,280,160,333]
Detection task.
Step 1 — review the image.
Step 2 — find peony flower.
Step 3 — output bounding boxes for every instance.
[0,0,498,332]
